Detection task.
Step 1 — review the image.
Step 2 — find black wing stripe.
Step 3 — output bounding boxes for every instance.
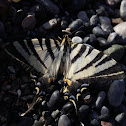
[45,39,55,60]
[27,39,47,69]
[71,45,86,63]
[74,52,103,74]
[54,40,60,50]
[6,43,30,65]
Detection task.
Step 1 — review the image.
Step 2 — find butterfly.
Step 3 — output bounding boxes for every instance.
[4,34,125,93]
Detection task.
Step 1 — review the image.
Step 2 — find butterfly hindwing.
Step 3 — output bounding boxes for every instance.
[64,42,125,89]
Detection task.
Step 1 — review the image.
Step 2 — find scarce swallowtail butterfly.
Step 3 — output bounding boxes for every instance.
[4,35,126,92]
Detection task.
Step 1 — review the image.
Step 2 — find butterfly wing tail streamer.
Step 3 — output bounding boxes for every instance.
[65,43,125,91]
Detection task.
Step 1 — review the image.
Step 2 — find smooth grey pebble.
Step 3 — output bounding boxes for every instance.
[42,18,57,30]
[36,0,60,15]
[99,16,111,25]
[103,44,125,61]
[95,91,106,109]
[115,113,126,123]
[108,80,125,107]
[58,115,71,126]
[77,11,89,22]
[92,26,105,37]
[107,32,120,45]
[90,15,99,26]
[99,106,110,120]
[97,37,108,47]
[47,90,60,110]
[72,36,83,43]
[68,19,83,32]
[79,105,90,119]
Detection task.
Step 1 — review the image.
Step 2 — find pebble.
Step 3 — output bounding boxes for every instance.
[68,19,83,32]
[74,31,85,38]
[99,106,110,120]
[90,15,99,26]
[18,117,34,126]
[92,26,105,37]
[32,119,43,126]
[77,11,89,22]
[103,44,125,61]
[10,0,21,2]
[0,21,5,38]
[120,0,126,21]
[115,113,126,123]
[79,105,90,120]
[107,32,120,45]
[42,18,57,30]
[22,14,36,30]
[84,34,97,46]
[61,102,75,114]
[36,0,60,15]
[95,91,106,109]
[101,24,113,35]
[114,22,126,39]
[51,109,60,119]
[101,121,113,126]
[90,119,100,126]
[61,20,68,29]
[47,90,60,110]
[97,37,108,47]
[72,36,83,43]
[0,0,10,16]
[108,80,125,107]
[99,16,111,25]
[58,115,71,126]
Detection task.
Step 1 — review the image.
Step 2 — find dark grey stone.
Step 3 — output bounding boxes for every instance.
[36,0,60,15]
[95,91,106,109]
[18,117,33,126]
[108,80,125,107]
[99,106,110,120]
[61,102,75,114]
[115,113,126,123]
[90,119,100,126]
[92,26,105,37]
[103,44,125,61]
[101,24,113,35]
[51,109,60,119]
[97,37,108,47]
[68,19,83,32]
[90,15,99,26]
[99,16,111,25]
[47,90,60,110]
[77,11,89,22]
[107,32,120,45]
[42,18,57,30]
[32,119,43,126]
[79,105,90,119]
[58,115,71,126]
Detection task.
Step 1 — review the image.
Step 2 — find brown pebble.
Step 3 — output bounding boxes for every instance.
[8,0,21,2]
[22,14,36,30]
[101,121,113,126]
[0,0,10,16]
[112,18,124,25]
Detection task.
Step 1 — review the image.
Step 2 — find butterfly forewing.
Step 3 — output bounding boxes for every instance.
[5,38,60,75]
